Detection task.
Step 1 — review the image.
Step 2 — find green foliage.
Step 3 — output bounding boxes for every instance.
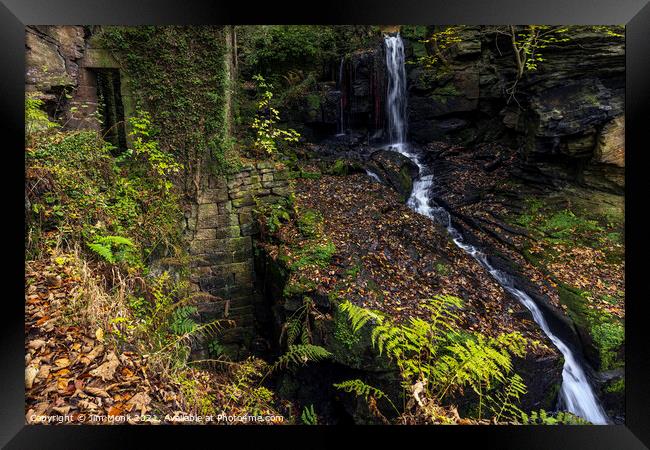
[26,97,183,265]
[327,159,349,176]
[269,344,332,373]
[280,296,316,346]
[254,196,293,236]
[250,75,301,156]
[338,296,529,422]
[127,111,182,192]
[334,379,399,414]
[25,93,57,144]
[290,241,336,270]
[237,26,338,78]
[300,404,318,425]
[417,26,464,68]
[590,321,624,370]
[86,235,138,265]
[521,409,591,425]
[296,209,323,238]
[169,305,199,335]
[99,26,239,177]
[223,358,277,416]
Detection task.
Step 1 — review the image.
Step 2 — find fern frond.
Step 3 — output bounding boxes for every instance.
[269,344,331,373]
[334,379,399,414]
[339,300,384,333]
[87,242,115,263]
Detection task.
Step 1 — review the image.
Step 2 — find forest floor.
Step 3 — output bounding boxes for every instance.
[25,241,286,425]
[261,169,557,355]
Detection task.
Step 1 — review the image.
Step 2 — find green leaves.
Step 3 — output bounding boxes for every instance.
[338,296,530,423]
[269,344,332,373]
[86,235,136,265]
[300,404,318,425]
[250,75,301,156]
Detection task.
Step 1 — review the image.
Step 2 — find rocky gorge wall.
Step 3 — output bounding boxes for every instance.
[403,27,625,194]
[291,27,624,195]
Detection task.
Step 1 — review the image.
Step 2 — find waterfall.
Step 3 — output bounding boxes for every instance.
[336,57,346,136]
[384,33,408,146]
[382,33,609,425]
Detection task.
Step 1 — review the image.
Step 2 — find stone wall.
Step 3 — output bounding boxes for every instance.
[187,161,292,359]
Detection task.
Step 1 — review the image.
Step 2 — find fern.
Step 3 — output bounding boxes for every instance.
[269,344,332,373]
[169,305,199,335]
[87,241,115,263]
[339,300,385,333]
[86,235,136,264]
[301,404,318,425]
[338,295,529,423]
[521,409,591,425]
[486,374,527,422]
[334,379,399,414]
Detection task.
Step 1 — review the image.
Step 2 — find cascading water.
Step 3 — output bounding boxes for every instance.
[381,33,609,425]
[384,34,408,146]
[336,57,346,136]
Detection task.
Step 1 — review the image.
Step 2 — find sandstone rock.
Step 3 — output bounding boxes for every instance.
[595,116,624,168]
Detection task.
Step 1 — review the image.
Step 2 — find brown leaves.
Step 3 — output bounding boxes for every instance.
[89,352,120,381]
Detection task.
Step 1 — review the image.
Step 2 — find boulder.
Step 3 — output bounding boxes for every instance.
[365,150,419,200]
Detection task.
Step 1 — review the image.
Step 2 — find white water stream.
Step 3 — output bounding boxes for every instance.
[382,33,609,424]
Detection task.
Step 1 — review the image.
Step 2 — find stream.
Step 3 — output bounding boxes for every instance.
[382,33,609,424]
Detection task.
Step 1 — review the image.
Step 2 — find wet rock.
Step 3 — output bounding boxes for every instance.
[365,150,419,200]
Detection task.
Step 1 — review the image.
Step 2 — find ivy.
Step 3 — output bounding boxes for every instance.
[98,26,239,187]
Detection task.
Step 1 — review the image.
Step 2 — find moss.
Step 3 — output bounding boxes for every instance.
[556,282,624,370]
[299,170,321,180]
[297,209,323,238]
[435,261,450,276]
[327,159,349,176]
[306,93,321,110]
[604,377,624,394]
[283,276,317,298]
[290,242,336,270]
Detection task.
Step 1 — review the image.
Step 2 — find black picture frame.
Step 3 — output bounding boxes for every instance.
[3,1,649,448]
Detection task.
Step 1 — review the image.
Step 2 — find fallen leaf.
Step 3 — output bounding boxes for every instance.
[89,352,119,381]
[126,392,151,415]
[25,365,39,389]
[54,358,71,369]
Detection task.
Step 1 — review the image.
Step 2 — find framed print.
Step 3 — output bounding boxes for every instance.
[2,0,649,448]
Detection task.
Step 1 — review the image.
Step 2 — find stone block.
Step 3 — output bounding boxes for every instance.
[216,225,241,239]
[197,203,219,229]
[230,188,252,200]
[218,201,232,214]
[272,186,292,197]
[193,228,215,241]
[208,176,228,190]
[198,187,229,204]
[198,273,233,292]
[273,170,290,181]
[204,252,233,265]
[262,173,274,182]
[232,195,255,208]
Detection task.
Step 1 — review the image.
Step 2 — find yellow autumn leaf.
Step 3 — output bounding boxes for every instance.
[95,328,104,342]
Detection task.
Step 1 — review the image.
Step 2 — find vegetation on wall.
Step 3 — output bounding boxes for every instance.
[98,26,239,191]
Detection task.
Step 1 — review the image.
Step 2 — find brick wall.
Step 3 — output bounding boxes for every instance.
[187,161,292,359]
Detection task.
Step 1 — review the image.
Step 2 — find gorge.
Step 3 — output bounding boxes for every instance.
[25,25,625,425]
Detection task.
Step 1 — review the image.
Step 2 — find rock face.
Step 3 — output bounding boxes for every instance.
[364,149,419,200]
[25,26,88,119]
[403,27,625,193]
